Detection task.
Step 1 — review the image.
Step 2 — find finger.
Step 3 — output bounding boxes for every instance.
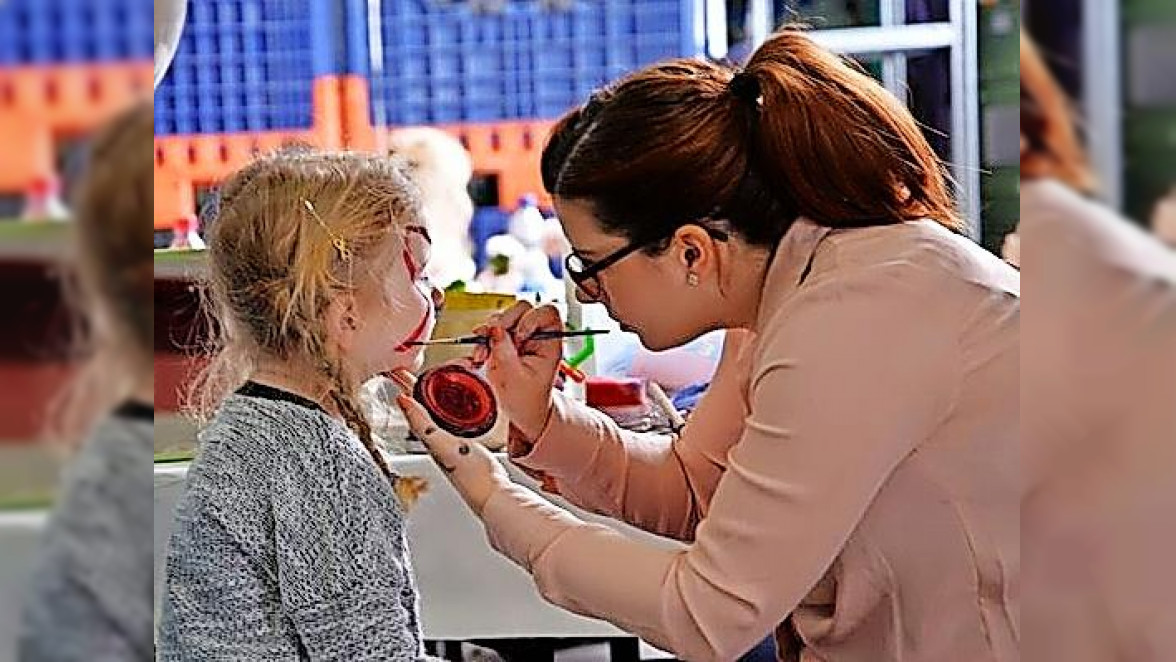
[485,326,524,381]
[494,300,534,334]
[395,394,459,463]
[515,305,565,358]
[388,368,416,392]
[454,356,481,371]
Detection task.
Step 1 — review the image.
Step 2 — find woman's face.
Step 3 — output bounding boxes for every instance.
[554,197,716,351]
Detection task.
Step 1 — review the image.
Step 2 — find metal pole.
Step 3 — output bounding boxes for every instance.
[880,0,909,103]
[367,0,388,153]
[950,0,982,239]
[1082,0,1123,210]
[807,22,957,54]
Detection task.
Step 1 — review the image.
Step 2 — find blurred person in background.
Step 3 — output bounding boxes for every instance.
[1020,30,1176,662]
[18,102,154,661]
[388,127,478,289]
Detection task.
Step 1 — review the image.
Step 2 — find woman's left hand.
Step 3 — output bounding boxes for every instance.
[390,369,511,516]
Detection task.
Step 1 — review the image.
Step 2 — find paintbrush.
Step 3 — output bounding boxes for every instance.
[406,328,609,347]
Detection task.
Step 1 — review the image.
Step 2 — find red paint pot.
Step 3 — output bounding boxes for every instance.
[413,365,498,438]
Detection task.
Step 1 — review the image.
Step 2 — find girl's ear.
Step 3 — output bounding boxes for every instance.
[325,293,361,353]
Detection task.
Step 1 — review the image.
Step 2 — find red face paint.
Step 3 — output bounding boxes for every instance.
[393,233,433,353]
[394,312,431,353]
[413,365,498,438]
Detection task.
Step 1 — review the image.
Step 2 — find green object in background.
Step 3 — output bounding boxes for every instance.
[1121,0,1176,224]
[154,449,197,464]
[981,166,1021,254]
[1123,0,1176,24]
[979,0,1019,87]
[779,0,880,28]
[0,219,71,260]
[0,492,55,512]
[1125,159,1176,223]
[566,333,595,369]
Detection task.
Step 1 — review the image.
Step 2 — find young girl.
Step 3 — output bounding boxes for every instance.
[159,150,438,660]
[19,101,155,661]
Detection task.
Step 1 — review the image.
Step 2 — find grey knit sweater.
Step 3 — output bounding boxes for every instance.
[158,384,424,660]
[19,404,155,662]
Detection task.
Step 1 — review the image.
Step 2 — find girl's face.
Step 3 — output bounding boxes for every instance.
[350,225,440,379]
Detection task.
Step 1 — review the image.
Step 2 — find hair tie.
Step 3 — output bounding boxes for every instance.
[729,70,762,106]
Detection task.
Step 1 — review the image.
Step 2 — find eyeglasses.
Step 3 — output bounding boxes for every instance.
[564,225,729,302]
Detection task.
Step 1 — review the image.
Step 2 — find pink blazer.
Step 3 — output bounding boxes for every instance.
[480,217,1020,661]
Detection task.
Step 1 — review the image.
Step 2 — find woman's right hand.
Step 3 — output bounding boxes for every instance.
[471,301,564,442]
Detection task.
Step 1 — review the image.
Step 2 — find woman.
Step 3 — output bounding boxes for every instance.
[1020,31,1176,662]
[395,28,1019,661]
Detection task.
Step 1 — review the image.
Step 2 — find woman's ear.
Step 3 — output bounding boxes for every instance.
[673,225,715,276]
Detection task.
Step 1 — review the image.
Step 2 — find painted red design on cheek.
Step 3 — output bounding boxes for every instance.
[403,249,420,280]
[413,365,498,438]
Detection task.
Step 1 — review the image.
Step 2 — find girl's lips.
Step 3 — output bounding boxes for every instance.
[394,313,431,353]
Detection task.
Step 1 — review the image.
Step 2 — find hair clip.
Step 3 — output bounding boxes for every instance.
[303,199,351,261]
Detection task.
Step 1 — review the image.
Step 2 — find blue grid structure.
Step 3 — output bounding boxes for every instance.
[366,0,718,126]
[153,0,346,135]
[0,0,153,65]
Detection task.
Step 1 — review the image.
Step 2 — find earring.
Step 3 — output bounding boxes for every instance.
[687,272,699,287]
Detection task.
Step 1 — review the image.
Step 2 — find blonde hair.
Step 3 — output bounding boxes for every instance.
[52,100,154,447]
[192,150,423,484]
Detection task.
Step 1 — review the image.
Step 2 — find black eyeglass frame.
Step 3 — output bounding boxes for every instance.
[564,224,730,300]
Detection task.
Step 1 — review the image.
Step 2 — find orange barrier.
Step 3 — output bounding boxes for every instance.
[152,75,554,229]
[340,76,554,210]
[152,76,346,229]
[437,120,553,210]
[0,62,152,193]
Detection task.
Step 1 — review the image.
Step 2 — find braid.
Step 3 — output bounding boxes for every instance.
[321,358,429,509]
[317,351,395,484]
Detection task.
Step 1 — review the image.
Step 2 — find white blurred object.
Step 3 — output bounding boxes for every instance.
[475,234,526,294]
[388,127,477,289]
[154,0,188,88]
[629,330,726,392]
[508,194,546,248]
[168,214,205,250]
[517,248,564,302]
[21,175,70,222]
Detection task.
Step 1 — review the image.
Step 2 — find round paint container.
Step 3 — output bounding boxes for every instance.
[413,365,498,438]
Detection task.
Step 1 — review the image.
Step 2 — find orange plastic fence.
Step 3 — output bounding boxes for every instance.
[340,76,554,210]
[153,75,555,229]
[0,62,152,193]
[152,75,345,229]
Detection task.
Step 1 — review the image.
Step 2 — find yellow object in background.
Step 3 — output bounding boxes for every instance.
[423,291,518,370]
